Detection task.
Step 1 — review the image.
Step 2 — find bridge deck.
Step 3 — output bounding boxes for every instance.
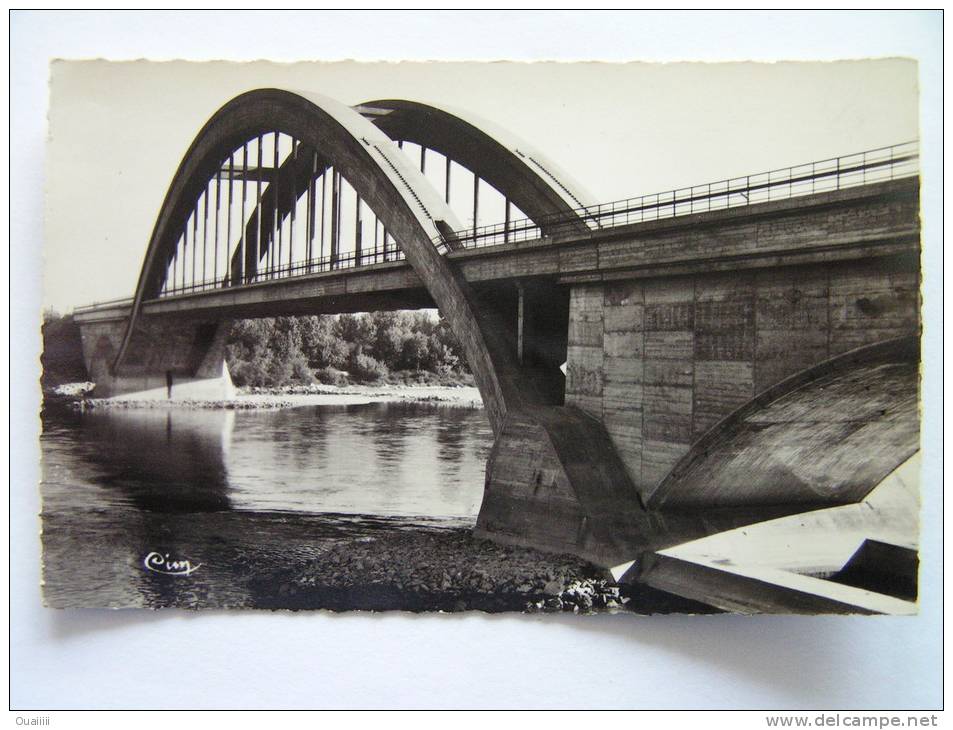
[75,177,918,324]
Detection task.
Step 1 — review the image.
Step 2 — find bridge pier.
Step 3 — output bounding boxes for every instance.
[561,255,920,505]
[474,257,919,567]
[76,312,233,400]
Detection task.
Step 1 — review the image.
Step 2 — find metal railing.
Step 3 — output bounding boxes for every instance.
[81,140,918,310]
[158,248,409,298]
[436,140,919,250]
[73,295,135,313]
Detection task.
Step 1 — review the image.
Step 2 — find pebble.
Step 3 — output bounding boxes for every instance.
[255,526,626,613]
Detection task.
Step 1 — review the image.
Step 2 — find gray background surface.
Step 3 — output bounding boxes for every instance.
[10,10,943,709]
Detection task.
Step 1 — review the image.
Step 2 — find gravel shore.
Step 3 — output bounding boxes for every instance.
[45,384,708,614]
[64,383,484,411]
[248,524,630,613]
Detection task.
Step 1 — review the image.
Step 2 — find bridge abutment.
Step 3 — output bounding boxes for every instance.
[77,313,234,400]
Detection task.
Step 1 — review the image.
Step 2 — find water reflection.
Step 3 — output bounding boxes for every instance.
[370,403,412,471]
[223,403,491,518]
[42,407,235,513]
[40,400,493,608]
[43,400,492,520]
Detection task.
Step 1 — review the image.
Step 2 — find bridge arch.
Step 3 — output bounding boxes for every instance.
[72,112,923,567]
[646,337,920,510]
[115,88,548,433]
[357,98,594,235]
[224,98,595,287]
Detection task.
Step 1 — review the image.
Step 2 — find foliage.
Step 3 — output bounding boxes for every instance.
[348,351,389,383]
[314,367,350,386]
[224,311,469,388]
[38,308,472,392]
[40,310,89,388]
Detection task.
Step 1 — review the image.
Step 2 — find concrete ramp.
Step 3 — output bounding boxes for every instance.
[627,452,920,614]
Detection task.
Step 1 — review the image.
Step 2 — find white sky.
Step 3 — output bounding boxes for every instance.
[44,58,918,313]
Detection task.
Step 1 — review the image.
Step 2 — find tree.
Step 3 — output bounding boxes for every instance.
[223,309,471,387]
[298,316,349,369]
[348,350,389,382]
[226,317,314,387]
[40,311,88,388]
[368,311,410,365]
[398,331,430,370]
[430,315,468,371]
[335,313,374,347]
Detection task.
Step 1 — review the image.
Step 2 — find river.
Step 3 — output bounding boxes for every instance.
[40,398,504,609]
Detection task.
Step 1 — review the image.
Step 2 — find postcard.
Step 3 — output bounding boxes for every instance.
[41,59,922,614]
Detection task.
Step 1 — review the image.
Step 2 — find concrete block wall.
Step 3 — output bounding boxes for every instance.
[565,255,920,498]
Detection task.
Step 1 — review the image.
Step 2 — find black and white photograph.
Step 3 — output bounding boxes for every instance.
[38,57,924,615]
[11,9,942,713]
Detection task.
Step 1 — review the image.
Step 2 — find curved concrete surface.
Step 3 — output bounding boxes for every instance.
[360,98,594,232]
[647,337,920,509]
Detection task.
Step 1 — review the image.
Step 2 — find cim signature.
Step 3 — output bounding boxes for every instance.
[143,551,202,576]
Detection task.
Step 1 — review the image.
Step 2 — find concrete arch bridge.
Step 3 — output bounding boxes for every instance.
[73,90,921,581]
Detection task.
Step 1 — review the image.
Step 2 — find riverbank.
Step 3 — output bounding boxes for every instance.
[43,505,710,614]
[60,382,484,411]
[41,504,624,613]
[42,401,707,614]
[248,520,630,613]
